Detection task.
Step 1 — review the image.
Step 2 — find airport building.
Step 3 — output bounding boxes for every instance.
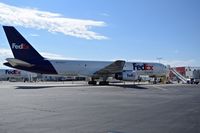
[0,69,37,82]
[0,69,86,82]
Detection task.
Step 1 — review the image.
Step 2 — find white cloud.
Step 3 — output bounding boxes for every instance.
[0,48,13,58]
[29,33,39,37]
[0,48,13,68]
[100,13,110,17]
[173,50,180,54]
[0,2,107,40]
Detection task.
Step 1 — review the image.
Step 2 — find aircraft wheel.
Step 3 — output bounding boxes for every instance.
[99,81,109,85]
[88,81,97,85]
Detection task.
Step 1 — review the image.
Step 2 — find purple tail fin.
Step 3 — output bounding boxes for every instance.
[3,26,44,61]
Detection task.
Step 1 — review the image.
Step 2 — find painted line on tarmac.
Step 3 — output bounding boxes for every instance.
[152,85,168,91]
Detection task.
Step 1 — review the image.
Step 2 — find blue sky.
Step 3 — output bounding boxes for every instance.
[0,0,200,68]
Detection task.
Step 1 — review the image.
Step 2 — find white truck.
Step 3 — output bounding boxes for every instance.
[191,69,200,84]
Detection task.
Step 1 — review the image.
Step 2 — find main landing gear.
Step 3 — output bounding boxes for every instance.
[88,80,97,85]
[88,77,97,85]
[99,81,109,85]
[88,78,109,85]
[99,77,109,85]
[88,81,109,85]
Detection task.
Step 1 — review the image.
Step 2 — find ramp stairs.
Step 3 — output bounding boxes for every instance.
[170,68,189,83]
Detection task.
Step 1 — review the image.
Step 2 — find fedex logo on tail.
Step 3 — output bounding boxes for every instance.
[12,43,29,49]
[133,63,153,71]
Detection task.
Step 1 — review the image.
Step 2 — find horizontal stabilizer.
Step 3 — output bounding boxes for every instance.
[6,58,34,67]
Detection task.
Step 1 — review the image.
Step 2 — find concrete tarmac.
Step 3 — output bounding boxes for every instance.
[0,81,200,133]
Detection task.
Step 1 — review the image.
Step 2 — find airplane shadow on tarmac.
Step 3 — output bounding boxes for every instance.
[15,84,148,90]
[109,84,148,89]
[15,85,88,90]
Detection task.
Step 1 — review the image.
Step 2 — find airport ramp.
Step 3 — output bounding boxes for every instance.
[171,68,189,83]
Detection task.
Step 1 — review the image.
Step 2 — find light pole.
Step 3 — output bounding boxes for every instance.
[157,57,162,63]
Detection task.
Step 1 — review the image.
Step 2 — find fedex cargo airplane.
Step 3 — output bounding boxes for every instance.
[3,26,168,85]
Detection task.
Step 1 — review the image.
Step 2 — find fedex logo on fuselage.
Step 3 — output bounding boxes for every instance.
[132,63,153,71]
[12,43,29,49]
[127,73,133,77]
[5,70,21,75]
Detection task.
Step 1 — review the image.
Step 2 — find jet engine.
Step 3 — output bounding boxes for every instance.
[115,70,138,81]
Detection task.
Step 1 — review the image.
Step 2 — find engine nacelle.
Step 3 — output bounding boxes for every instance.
[115,70,138,81]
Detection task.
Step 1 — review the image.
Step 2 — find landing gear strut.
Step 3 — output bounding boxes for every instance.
[99,77,109,85]
[88,81,97,85]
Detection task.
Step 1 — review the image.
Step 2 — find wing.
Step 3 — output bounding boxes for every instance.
[94,60,125,76]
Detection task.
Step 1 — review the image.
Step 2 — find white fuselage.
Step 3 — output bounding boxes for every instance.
[49,60,168,77]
